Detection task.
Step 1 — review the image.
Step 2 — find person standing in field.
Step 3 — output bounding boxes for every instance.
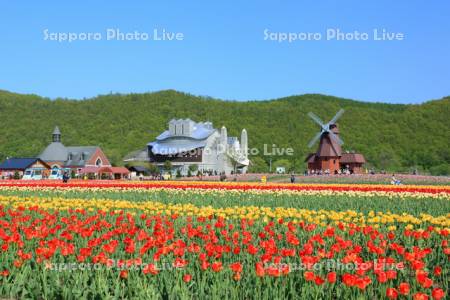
[62,172,69,183]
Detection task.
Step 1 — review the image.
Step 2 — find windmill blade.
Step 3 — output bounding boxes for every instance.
[307,112,325,127]
[329,109,345,125]
[308,131,322,148]
[328,131,344,145]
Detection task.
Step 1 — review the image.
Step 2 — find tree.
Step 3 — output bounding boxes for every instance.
[291,157,306,173]
[429,164,450,176]
[273,159,292,172]
[106,149,123,166]
[0,90,448,173]
[188,164,198,173]
[248,157,268,173]
[163,160,172,173]
[377,148,401,171]
[147,163,160,176]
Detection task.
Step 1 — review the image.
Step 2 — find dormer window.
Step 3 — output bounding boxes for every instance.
[95,158,102,166]
[68,153,73,160]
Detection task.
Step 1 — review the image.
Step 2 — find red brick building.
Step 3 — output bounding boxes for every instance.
[38,126,111,174]
[340,152,366,174]
[306,124,366,174]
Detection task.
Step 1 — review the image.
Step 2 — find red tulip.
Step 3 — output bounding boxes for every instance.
[120,270,128,279]
[198,257,208,269]
[413,292,429,300]
[386,288,398,299]
[247,244,258,255]
[433,266,442,276]
[183,274,192,283]
[173,258,189,268]
[359,278,371,290]
[314,276,325,285]
[304,271,315,282]
[342,273,357,287]
[377,271,388,283]
[229,262,243,273]
[386,270,397,280]
[398,282,410,295]
[233,272,241,281]
[255,262,265,277]
[327,272,337,283]
[420,277,433,289]
[102,240,119,254]
[211,261,223,272]
[431,288,445,300]
[143,263,159,275]
[13,260,23,268]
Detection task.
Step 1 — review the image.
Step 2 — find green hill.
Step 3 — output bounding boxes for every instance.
[0,90,449,174]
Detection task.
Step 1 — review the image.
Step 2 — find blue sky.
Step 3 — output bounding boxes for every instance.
[0,1,449,103]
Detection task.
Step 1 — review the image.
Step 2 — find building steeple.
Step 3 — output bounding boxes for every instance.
[52,126,61,143]
[241,129,248,159]
[220,126,228,145]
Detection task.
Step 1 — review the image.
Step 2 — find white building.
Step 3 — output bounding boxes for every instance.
[124,119,249,176]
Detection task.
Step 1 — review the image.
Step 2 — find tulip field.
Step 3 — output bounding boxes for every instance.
[0,181,449,299]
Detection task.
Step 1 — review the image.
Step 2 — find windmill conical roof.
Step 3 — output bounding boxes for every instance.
[316,134,342,157]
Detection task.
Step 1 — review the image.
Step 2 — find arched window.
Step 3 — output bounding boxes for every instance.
[95,158,102,166]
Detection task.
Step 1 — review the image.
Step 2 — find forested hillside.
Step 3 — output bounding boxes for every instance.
[0,90,448,174]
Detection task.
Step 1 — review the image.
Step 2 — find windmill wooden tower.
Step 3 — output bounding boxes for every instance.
[305,109,345,174]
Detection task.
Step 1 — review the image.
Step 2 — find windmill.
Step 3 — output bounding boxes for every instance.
[305,109,345,174]
[307,109,344,148]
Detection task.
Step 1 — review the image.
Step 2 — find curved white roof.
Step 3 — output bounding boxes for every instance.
[149,120,217,155]
[156,122,215,141]
[149,139,207,155]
